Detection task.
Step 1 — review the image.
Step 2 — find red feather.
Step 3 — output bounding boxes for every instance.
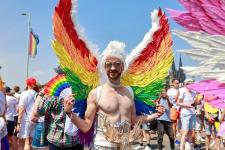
[54,0,98,72]
[128,9,171,73]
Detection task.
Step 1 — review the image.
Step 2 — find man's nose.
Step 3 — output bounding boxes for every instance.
[110,65,116,70]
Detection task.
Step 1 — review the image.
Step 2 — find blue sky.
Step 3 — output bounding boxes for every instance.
[0,0,196,89]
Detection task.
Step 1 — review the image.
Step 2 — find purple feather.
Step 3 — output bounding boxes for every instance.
[76,122,95,146]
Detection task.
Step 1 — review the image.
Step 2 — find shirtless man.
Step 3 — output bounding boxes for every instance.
[64,41,165,149]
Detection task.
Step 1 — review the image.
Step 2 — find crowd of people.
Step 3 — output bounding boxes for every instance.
[0,56,225,150]
[134,78,225,150]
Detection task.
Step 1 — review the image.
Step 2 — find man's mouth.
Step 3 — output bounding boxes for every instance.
[109,71,118,74]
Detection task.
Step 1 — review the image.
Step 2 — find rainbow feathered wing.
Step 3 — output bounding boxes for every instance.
[52,0,99,145]
[51,0,173,145]
[122,9,173,115]
[52,0,99,117]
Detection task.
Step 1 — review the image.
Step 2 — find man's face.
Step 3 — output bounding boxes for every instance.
[161,89,167,98]
[172,80,179,88]
[104,57,124,80]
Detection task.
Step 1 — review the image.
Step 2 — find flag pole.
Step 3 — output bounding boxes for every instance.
[22,13,31,79]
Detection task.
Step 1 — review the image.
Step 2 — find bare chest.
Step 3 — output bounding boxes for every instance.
[97,91,133,114]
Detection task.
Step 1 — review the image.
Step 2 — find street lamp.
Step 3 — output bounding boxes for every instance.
[21,13,31,79]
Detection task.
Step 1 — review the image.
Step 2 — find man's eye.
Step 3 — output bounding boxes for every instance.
[115,62,121,65]
[105,62,112,67]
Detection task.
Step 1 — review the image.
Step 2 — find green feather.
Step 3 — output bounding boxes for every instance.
[132,79,165,106]
[63,67,92,100]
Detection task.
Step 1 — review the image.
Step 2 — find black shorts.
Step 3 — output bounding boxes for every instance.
[14,116,18,136]
[7,120,15,136]
[142,120,157,131]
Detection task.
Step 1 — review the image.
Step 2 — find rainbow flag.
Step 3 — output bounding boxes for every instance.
[29,29,39,58]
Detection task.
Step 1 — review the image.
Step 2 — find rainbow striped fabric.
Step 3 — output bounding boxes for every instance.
[29,29,39,58]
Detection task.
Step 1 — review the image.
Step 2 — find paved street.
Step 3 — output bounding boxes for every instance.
[85,132,225,150]
[131,133,225,150]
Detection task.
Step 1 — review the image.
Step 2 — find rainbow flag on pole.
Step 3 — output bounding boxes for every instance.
[29,29,39,58]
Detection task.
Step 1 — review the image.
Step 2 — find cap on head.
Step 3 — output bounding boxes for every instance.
[26,77,37,87]
[184,78,194,85]
[5,86,11,93]
[101,41,126,65]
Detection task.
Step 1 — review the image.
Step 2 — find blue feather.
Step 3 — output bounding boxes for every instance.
[135,98,156,115]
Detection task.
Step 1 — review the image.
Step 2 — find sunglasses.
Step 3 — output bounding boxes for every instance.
[105,61,122,68]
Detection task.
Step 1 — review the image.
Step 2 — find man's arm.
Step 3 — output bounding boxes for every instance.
[166,97,173,108]
[131,102,164,125]
[17,92,27,126]
[35,94,53,118]
[220,109,225,123]
[64,89,97,133]
[177,98,193,108]
[31,94,43,122]
[176,90,193,108]
[17,106,25,124]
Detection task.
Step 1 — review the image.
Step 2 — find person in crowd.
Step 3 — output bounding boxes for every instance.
[220,109,225,147]
[0,76,9,150]
[12,85,20,149]
[31,84,48,150]
[13,86,21,100]
[177,79,197,150]
[155,89,175,150]
[134,123,152,150]
[5,86,18,149]
[195,94,205,143]
[204,100,221,150]
[17,78,38,150]
[167,79,180,146]
[31,67,84,150]
[63,41,165,149]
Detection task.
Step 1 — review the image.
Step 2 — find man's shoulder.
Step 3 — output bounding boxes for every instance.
[178,87,185,92]
[6,95,17,101]
[87,87,98,102]
[90,86,99,95]
[167,88,178,94]
[20,90,29,96]
[124,86,134,98]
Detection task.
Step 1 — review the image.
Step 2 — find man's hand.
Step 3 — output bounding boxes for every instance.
[208,116,215,124]
[156,104,165,116]
[63,94,75,113]
[185,104,193,108]
[16,123,21,133]
[146,105,165,122]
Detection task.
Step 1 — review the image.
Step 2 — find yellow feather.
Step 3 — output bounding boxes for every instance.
[122,33,173,87]
[52,40,99,88]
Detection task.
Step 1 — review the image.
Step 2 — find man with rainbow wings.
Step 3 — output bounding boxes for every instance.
[48,0,174,149]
